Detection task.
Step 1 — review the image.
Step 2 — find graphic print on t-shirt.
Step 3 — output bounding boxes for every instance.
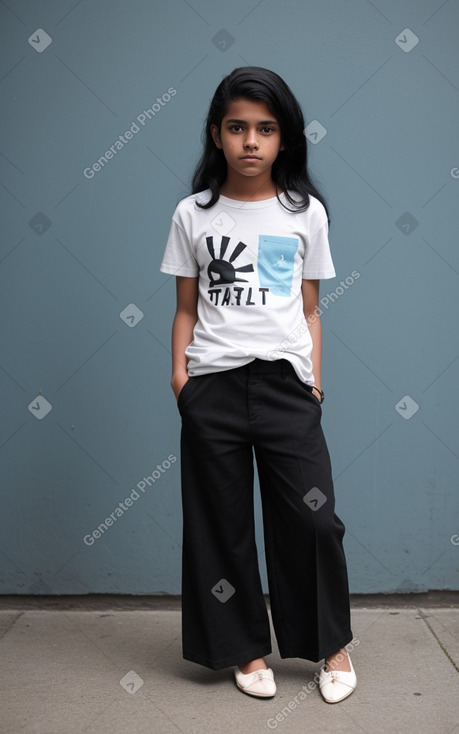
[205,233,299,306]
[258,235,298,297]
[206,235,254,287]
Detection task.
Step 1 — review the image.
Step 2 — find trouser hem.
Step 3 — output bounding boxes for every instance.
[183,646,273,671]
[278,630,354,664]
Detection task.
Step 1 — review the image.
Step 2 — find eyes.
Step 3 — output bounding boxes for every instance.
[228,124,277,135]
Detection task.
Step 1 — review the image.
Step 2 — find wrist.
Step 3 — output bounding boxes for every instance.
[171,371,189,400]
[171,367,188,385]
[172,368,188,380]
[172,360,188,380]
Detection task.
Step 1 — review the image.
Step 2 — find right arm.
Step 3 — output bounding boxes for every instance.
[171,276,199,400]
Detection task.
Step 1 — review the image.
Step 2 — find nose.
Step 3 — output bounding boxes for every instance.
[244,128,259,149]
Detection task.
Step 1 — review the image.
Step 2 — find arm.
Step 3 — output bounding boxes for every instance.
[301,279,323,402]
[171,276,199,400]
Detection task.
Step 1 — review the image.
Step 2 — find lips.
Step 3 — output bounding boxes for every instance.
[240,155,261,160]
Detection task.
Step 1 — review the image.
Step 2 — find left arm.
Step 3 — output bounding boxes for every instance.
[301,279,323,401]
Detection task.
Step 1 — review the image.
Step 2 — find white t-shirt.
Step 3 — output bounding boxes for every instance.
[160,189,336,384]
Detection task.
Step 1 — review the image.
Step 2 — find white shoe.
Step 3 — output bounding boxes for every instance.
[234,666,277,698]
[319,655,357,703]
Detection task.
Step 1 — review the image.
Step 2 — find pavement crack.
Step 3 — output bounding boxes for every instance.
[417,608,459,674]
[0,611,23,641]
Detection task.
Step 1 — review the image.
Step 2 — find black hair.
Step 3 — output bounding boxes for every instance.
[191,66,329,219]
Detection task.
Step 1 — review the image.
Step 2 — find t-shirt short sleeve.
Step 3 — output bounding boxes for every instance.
[301,203,336,280]
[160,212,199,277]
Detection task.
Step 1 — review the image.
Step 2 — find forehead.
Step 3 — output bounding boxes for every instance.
[223,98,278,122]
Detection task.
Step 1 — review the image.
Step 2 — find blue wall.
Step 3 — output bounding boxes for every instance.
[1,0,458,594]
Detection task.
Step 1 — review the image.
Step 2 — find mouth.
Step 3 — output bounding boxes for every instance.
[240,155,261,160]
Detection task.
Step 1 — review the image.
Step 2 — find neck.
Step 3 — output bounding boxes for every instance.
[219,170,279,201]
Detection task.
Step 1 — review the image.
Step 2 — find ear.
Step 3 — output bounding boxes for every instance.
[210,123,223,149]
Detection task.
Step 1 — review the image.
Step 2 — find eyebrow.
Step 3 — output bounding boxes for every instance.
[225,118,279,125]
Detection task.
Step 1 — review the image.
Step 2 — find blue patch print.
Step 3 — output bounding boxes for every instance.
[257,235,298,296]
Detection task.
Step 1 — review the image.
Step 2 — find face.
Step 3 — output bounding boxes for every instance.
[210,98,284,181]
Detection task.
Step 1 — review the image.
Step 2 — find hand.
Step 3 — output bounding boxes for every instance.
[171,373,189,401]
[311,385,324,404]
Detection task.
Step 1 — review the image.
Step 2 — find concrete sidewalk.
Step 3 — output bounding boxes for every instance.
[0,595,458,734]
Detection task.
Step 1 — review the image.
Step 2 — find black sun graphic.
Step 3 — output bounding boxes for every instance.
[206,236,254,287]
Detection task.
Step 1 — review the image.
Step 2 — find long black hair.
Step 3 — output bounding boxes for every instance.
[191,66,329,218]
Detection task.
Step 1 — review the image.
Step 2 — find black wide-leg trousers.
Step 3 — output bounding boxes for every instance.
[177,358,353,671]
